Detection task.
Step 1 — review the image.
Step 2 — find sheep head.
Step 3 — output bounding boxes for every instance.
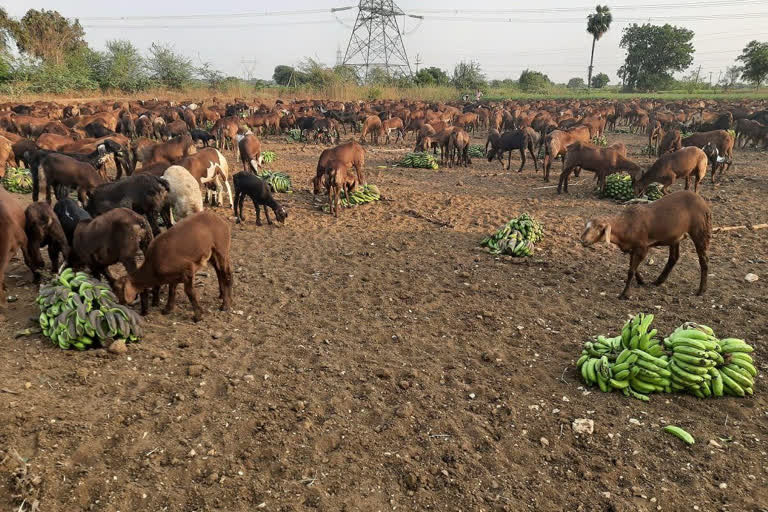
[581,219,612,247]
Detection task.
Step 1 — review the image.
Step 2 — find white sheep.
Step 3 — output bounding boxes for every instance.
[162,165,203,223]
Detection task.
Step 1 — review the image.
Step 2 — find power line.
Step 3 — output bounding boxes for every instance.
[407,0,765,14]
[79,6,355,21]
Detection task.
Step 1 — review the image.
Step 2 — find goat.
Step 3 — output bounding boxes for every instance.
[581,190,711,299]
[324,161,358,217]
[53,198,91,246]
[682,130,734,181]
[176,148,233,207]
[87,174,172,235]
[24,202,69,282]
[36,153,106,204]
[360,115,383,145]
[658,129,682,156]
[114,211,233,322]
[313,141,366,194]
[447,129,471,168]
[190,128,215,147]
[487,129,538,172]
[237,133,263,172]
[0,188,31,305]
[233,171,287,225]
[542,126,591,182]
[633,146,708,196]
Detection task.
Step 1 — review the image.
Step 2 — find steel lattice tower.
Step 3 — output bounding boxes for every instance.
[342,0,413,81]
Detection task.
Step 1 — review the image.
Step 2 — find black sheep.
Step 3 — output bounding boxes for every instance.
[190,128,215,147]
[233,171,287,225]
[87,174,172,235]
[53,198,91,245]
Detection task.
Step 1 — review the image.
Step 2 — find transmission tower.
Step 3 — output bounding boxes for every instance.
[342,0,414,81]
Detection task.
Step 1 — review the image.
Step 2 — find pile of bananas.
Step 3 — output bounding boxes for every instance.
[257,170,292,193]
[468,145,485,158]
[665,325,756,398]
[37,268,143,350]
[2,168,34,194]
[577,314,757,401]
[480,213,544,257]
[261,151,276,164]
[398,152,439,170]
[287,129,304,142]
[592,135,609,146]
[322,184,381,211]
[602,173,663,202]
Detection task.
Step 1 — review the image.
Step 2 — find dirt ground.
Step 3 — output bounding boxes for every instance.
[1,125,767,512]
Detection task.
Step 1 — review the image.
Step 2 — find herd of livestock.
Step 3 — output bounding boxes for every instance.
[0,96,766,320]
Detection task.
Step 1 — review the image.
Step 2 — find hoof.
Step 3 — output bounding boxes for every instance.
[618,294,630,300]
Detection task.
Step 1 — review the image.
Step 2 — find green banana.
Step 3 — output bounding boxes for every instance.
[663,425,695,445]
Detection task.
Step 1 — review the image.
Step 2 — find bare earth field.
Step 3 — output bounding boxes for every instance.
[1,128,767,511]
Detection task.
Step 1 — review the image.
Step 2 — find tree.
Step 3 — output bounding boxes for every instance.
[586,5,612,89]
[367,66,394,85]
[414,66,450,87]
[591,72,609,88]
[452,60,486,91]
[567,77,585,89]
[720,65,742,90]
[737,40,768,90]
[96,40,148,92]
[145,42,194,89]
[617,24,695,91]
[332,65,359,85]
[273,65,297,86]
[518,69,550,92]
[198,62,226,90]
[12,9,86,65]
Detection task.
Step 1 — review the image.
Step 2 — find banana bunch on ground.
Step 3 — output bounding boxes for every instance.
[2,168,34,194]
[577,314,758,401]
[322,184,381,211]
[37,268,143,350]
[257,170,292,193]
[287,129,304,142]
[261,151,276,164]
[664,325,756,398]
[398,152,440,170]
[592,135,609,146]
[480,213,543,257]
[468,144,485,158]
[602,173,662,202]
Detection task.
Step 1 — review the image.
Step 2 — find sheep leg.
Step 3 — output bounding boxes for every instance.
[654,243,680,287]
[48,243,60,275]
[0,239,13,306]
[224,180,233,209]
[263,205,272,225]
[692,237,709,296]
[183,276,203,322]
[252,198,262,225]
[619,249,647,300]
[518,148,525,173]
[162,282,178,315]
[529,145,538,171]
[151,287,160,308]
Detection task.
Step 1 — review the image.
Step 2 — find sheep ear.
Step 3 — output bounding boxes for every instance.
[603,224,612,245]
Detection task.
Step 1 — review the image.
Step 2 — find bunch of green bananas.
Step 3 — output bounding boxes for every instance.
[468,145,485,158]
[602,173,662,202]
[399,152,439,170]
[2,168,34,194]
[577,314,758,401]
[592,135,609,146]
[664,325,756,398]
[577,313,670,401]
[261,151,276,164]
[287,129,304,142]
[257,170,292,193]
[37,268,143,350]
[479,213,543,257]
[322,184,381,211]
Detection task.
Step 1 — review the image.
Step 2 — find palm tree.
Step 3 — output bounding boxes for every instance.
[587,5,612,89]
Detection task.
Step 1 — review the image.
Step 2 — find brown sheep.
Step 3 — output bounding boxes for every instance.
[0,188,31,305]
[542,126,591,182]
[558,141,642,194]
[325,161,358,217]
[24,202,69,282]
[114,211,233,322]
[682,129,734,180]
[658,129,682,156]
[313,141,366,194]
[360,115,383,145]
[39,153,105,204]
[139,134,197,167]
[633,146,708,196]
[448,129,471,168]
[238,133,262,172]
[581,190,711,299]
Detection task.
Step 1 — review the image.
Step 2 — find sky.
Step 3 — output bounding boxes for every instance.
[5,0,768,84]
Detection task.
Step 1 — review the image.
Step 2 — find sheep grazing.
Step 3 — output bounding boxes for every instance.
[324,161,358,217]
[24,202,69,281]
[190,128,215,147]
[70,207,154,290]
[313,141,366,194]
[114,211,233,322]
[558,141,642,194]
[658,129,682,156]
[232,171,287,225]
[87,174,172,235]
[36,152,106,204]
[162,165,203,222]
[542,126,591,182]
[238,133,262,172]
[634,146,708,197]
[53,198,91,245]
[581,190,711,299]
[0,188,31,304]
[681,129,734,180]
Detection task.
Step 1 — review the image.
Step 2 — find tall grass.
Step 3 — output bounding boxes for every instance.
[2,83,766,103]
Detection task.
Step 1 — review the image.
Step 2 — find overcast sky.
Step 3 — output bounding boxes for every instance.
[5,0,768,84]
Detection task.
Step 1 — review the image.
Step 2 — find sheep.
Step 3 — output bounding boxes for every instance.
[486,129,538,172]
[113,210,233,322]
[24,202,69,282]
[658,129,682,156]
[87,174,172,235]
[360,115,383,145]
[681,129,734,178]
[557,141,642,194]
[580,190,711,299]
[190,128,215,147]
[0,188,31,304]
[447,129,471,168]
[237,133,263,172]
[542,126,591,182]
[36,152,106,204]
[233,171,288,225]
[162,165,203,222]
[633,146,708,196]
[53,198,91,245]
[313,141,366,194]
[324,161,358,217]
[176,147,233,207]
